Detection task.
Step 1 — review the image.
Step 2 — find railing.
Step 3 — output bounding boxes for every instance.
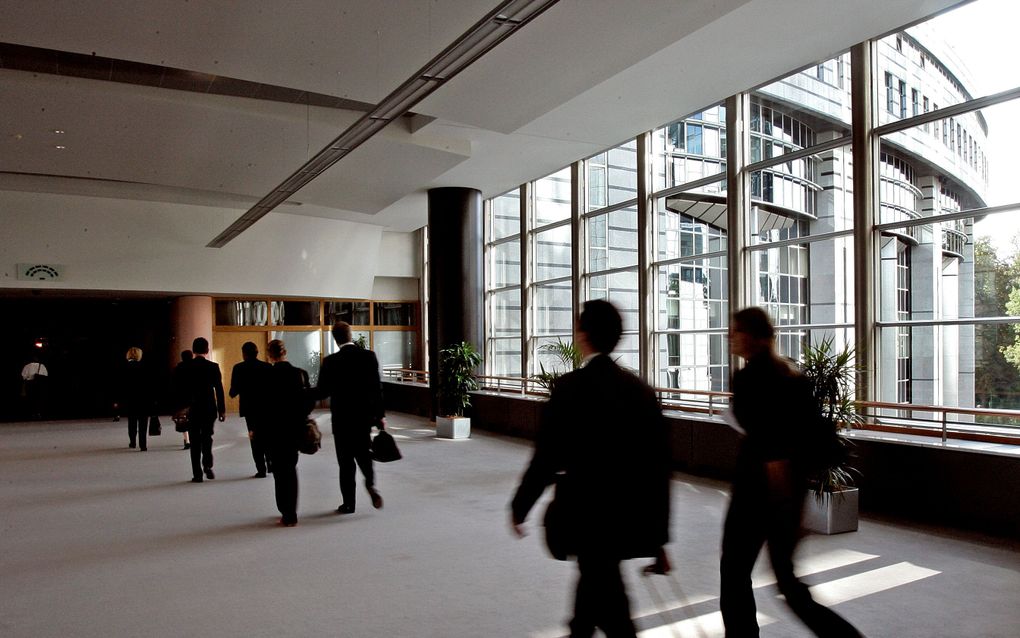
[476,374,549,396]
[856,400,1020,444]
[382,368,429,385]
[381,369,1020,445]
[655,387,732,416]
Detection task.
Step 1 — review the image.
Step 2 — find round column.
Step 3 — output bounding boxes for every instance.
[170,295,213,367]
[427,187,484,417]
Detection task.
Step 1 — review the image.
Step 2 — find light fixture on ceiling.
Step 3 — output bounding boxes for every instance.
[54,145,66,150]
[52,129,65,134]
[207,0,560,248]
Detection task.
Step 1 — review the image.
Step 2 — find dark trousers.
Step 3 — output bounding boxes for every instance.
[246,417,272,474]
[271,446,299,524]
[334,427,374,509]
[720,485,863,638]
[127,415,147,449]
[187,418,215,478]
[569,554,636,638]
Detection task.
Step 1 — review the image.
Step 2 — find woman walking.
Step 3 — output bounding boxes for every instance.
[119,347,153,451]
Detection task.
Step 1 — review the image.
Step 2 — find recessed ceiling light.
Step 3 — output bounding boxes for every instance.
[52,129,65,134]
[54,145,66,150]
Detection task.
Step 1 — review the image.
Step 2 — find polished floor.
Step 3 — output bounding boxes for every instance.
[1,412,1018,638]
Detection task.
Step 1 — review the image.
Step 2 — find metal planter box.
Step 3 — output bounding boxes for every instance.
[803,487,859,534]
[436,416,471,439]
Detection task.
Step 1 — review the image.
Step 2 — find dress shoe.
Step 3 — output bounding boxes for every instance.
[129,442,136,449]
[368,487,383,510]
[337,504,355,514]
[254,472,267,478]
[190,477,203,483]
[139,446,147,451]
[204,469,215,480]
[279,517,298,527]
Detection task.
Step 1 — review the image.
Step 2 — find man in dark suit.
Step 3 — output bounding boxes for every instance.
[510,300,671,638]
[229,341,273,478]
[176,337,225,483]
[312,322,385,513]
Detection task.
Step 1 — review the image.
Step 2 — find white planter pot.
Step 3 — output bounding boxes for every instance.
[803,487,859,534]
[436,416,471,439]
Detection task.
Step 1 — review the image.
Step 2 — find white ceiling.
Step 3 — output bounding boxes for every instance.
[0,0,960,234]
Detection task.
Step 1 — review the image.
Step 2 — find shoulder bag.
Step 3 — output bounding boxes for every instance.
[299,418,322,455]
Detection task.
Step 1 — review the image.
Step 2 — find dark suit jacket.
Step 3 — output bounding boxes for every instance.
[118,359,153,417]
[511,354,671,559]
[229,358,272,420]
[313,344,384,431]
[175,356,225,421]
[265,361,311,449]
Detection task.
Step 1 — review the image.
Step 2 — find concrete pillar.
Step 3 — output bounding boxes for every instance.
[170,295,213,367]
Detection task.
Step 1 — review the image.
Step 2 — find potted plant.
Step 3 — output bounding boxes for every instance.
[799,337,863,534]
[436,342,482,439]
[531,339,582,391]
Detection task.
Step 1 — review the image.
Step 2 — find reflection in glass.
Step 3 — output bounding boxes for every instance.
[270,330,322,387]
[215,300,268,326]
[375,331,418,370]
[279,301,319,326]
[375,303,416,326]
[324,329,371,356]
[325,301,370,326]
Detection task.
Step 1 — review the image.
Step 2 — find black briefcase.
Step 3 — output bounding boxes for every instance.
[371,430,402,462]
[148,415,162,436]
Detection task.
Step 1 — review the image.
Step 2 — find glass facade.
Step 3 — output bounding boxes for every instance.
[480,0,1020,431]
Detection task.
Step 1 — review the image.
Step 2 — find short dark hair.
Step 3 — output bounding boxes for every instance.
[241,341,258,358]
[192,337,209,355]
[180,350,193,362]
[732,307,774,340]
[332,321,353,345]
[266,339,286,360]
[578,299,622,355]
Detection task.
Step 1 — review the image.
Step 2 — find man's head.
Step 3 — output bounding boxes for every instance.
[192,337,209,355]
[241,341,258,360]
[577,299,623,356]
[332,321,353,346]
[180,350,193,362]
[266,339,286,362]
[730,307,775,359]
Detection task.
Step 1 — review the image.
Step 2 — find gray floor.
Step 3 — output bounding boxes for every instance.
[1,412,1018,638]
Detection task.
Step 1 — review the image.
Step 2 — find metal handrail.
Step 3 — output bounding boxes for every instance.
[855,400,1020,443]
[380,369,1020,443]
[382,368,429,385]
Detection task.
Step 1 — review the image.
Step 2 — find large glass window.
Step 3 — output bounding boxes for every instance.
[485,190,524,378]
[476,0,1020,439]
